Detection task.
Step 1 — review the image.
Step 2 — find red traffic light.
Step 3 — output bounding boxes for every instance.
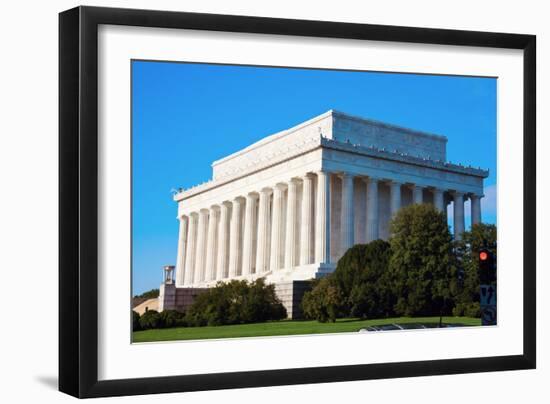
[479,251,488,261]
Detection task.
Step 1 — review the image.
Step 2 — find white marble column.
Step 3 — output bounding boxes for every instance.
[215,202,230,280]
[390,181,402,218]
[453,192,465,240]
[471,194,482,226]
[194,209,209,283]
[228,198,243,278]
[412,185,423,205]
[433,188,445,212]
[300,174,314,265]
[242,194,257,276]
[270,184,285,271]
[285,179,299,269]
[183,213,198,285]
[366,178,379,242]
[255,188,271,274]
[204,206,219,281]
[340,173,355,254]
[315,171,331,264]
[175,215,188,287]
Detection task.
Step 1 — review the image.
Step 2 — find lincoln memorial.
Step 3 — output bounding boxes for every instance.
[160,110,488,315]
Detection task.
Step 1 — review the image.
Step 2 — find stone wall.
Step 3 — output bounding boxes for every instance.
[160,282,313,320]
[274,280,313,319]
[159,284,208,313]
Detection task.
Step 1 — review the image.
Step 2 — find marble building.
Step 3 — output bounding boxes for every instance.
[171,110,488,292]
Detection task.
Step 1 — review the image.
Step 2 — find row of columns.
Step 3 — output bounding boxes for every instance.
[176,172,330,286]
[175,172,483,287]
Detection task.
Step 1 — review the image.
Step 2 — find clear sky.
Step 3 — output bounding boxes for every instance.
[132,60,497,295]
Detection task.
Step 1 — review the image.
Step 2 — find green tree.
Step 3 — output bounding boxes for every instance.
[302,240,393,321]
[134,288,159,299]
[332,241,394,318]
[453,223,497,317]
[389,204,456,317]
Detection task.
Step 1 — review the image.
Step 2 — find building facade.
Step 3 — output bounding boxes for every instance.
[172,110,488,289]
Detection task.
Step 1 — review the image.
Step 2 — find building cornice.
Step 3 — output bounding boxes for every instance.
[211,109,448,169]
[174,136,488,201]
[320,137,488,178]
[175,135,323,201]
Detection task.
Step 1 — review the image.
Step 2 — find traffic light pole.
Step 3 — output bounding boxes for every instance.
[479,246,497,326]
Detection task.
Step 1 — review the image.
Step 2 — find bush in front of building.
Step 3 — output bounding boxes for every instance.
[301,277,344,323]
[138,309,161,330]
[133,309,188,331]
[184,278,287,326]
[159,309,187,328]
[132,310,141,331]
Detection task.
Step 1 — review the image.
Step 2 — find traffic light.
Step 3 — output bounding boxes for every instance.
[478,248,496,284]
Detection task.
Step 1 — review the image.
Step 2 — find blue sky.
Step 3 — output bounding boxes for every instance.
[132,60,497,295]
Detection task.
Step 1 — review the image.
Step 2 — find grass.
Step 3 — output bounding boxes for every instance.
[132,316,481,343]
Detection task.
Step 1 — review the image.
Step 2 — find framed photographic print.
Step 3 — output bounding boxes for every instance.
[59,6,536,398]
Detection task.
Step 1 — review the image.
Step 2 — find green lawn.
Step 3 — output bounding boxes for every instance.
[132,316,481,343]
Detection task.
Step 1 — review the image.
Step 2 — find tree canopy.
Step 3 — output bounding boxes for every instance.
[302,240,393,321]
[134,288,159,299]
[389,204,456,316]
[302,203,482,322]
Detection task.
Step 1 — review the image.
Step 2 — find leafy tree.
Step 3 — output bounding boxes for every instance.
[453,223,497,317]
[388,204,456,317]
[333,241,394,318]
[302,240,393,321]
[302,277,344,322]
[134,288,159,299]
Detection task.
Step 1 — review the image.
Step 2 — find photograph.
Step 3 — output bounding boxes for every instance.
[0,1,542,402]
[130,61,497,343]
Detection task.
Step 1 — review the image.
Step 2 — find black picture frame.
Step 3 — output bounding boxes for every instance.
[59,5,536,398]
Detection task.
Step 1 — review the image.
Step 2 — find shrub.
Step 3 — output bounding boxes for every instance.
[452,302,481,318]
[184,279,286,326]
[132,310,141,331]
[302,278,343,322]
[159,309,186,328]
[139,309,161,330]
